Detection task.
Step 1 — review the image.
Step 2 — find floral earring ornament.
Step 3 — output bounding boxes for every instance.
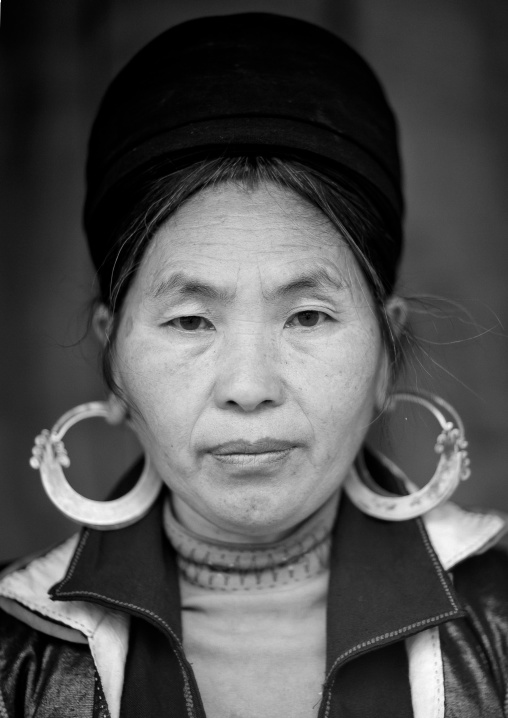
[30,398,161,530]
[343,391,471,521]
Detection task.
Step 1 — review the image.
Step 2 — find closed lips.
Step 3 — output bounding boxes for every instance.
[210,439,295,455]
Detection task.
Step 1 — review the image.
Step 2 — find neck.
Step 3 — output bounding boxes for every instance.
[171,491,340,545]
[164,492,340,591]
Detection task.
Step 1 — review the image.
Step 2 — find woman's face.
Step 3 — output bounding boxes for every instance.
[112,182,390,542]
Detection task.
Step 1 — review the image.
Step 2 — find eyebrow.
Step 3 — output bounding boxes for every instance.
[149,267,345,304]
[150,272,235,304]
[271,267,346,300]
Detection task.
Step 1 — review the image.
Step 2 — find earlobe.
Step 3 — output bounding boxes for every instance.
[93,304,114,347]
[107,391,129,424]
[385,295,408,337]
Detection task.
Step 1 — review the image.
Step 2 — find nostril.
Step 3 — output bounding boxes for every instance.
[225,396,276,412]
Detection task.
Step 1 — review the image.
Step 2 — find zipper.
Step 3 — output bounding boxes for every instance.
[59,592,207,718]
[179,645,207,718]
[317,686,332,718]
[317,670,337,718]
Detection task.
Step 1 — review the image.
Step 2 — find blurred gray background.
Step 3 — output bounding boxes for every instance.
[1,0,507,561]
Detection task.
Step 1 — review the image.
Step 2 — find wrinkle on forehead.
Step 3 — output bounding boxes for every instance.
[147,263,350,307]
[166,181,341,245]
[132,181,360,307]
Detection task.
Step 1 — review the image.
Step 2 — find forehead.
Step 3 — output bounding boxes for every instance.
[136,182,355,293]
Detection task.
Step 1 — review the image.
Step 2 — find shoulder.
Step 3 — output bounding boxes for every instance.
[0,538,128,717]
[0,606,97,716]
[0,535,92,641]
[422,500,508,650]
[453,542,508,592]
[422,499,507,571]
[423,499,508,636]
[452,544,508,633]
[0,538,115,717]
[438,546,508,713]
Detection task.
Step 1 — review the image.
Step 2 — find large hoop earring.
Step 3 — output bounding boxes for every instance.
[29,401,162,530]
[343,391,471,521]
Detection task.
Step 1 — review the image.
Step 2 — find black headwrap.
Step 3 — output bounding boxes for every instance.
[84,13,404,291]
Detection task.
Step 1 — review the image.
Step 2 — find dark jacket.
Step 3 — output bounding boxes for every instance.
[1,468,508,718]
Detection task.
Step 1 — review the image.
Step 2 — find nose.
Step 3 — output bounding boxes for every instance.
[214,327,284,412]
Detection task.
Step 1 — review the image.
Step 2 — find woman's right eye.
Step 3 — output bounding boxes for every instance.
[169,316,213,331]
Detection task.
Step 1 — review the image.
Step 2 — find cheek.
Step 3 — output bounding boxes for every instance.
[292,342,381,460]
[299,345,383,477]
[289,328,383,430]
[115,337,207,445]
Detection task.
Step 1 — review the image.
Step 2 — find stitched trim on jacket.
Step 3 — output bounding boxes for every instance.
[431,628,444,718]
[0,595,88,644]
[55,531,197,718]
[0,688,8,718]
[321,686,332,718]
[55,539,186,653]
[323,519,461,682]
[415,517,459,610]
[62,590,194,716]
[324,609,460,682]
[406,628,445,718]
[0,587,93,637]
[55,529,90,588]
[57,589,195,718]
[94,670,112,718]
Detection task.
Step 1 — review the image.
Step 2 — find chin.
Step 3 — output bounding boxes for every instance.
[206,490,308,540]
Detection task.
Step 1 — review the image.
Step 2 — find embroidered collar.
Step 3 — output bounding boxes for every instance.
[162,492,338,591]
[49,455,465,667]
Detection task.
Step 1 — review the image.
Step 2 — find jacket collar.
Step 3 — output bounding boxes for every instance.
[3,458,505,653]
[0,459,505,714]
[51,498,184,643]
[324,453,468,678]
[48,453,506,671]
[50,490,465,655]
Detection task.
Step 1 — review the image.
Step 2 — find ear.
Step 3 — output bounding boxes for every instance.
[93,304,130,411]
[106,391,129,424]
[385,295,408,335]
[374,295,408,410]
[93,304,114,347]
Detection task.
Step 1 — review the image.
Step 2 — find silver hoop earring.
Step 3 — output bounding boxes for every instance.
[29,401,162,530]
[343,391,471,521]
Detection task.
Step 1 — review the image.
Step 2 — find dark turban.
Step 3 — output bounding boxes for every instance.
[84,13,403,284]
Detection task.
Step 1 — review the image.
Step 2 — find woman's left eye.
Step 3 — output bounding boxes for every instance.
[285,311,330,328]
[169,316,213,331]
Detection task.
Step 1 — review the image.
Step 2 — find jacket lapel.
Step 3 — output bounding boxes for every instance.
[322,455,467,717]
[326,494,465,676]
[50,498,198,718]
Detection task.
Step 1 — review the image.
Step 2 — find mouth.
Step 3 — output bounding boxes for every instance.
[209,439,296,466]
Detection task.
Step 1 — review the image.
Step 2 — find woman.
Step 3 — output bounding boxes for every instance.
[1,12,507,718]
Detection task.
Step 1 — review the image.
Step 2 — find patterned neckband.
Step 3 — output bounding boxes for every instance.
[163,493,339,592]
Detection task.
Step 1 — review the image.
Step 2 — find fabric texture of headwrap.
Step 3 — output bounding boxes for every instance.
[84,12,404,287]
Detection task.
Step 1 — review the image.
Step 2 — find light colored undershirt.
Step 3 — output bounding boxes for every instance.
[163,496,339,718]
